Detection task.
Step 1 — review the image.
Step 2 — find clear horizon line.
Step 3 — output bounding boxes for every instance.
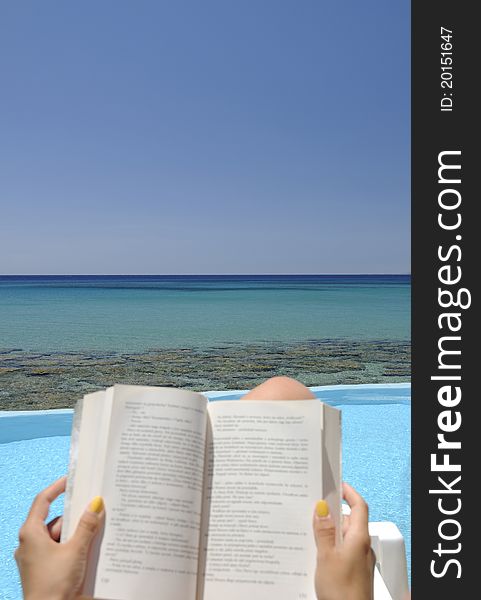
[1,272,412,276]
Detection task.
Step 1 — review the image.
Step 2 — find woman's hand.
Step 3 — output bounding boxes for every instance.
[313,483,375,600]
[15,476,104,600]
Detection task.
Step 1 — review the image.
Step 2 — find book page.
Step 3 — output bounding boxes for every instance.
[61,394,84,543]
[198,399,334,600]
[321,403,342,546]
[62,388,114,543]
[78,385,208,600]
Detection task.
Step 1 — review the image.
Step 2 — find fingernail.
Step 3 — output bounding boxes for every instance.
[315,499,329,518]
[89,496,104,514]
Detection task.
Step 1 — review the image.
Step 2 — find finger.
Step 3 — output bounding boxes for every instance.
[312,500,336,558]
[69,496,105,551]
[26,476,67,525]
[342,482,369,538]
[47,516,63,542]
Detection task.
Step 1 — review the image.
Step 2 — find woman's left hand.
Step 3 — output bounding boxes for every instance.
[15,476,104,600]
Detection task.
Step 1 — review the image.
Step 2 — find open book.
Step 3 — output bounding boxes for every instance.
[62,385,342,600]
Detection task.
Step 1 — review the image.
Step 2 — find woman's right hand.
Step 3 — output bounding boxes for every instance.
[15,476,105,600]
[313,483,375,600]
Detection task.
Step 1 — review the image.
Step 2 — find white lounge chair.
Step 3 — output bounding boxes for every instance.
[342,505,409,600]
[370,521,409,600]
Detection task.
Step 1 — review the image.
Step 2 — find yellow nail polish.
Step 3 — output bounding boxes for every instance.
[315,500,329,518]
[89,496,104,514]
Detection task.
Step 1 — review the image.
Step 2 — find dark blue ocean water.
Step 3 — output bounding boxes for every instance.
[0,275,410,352]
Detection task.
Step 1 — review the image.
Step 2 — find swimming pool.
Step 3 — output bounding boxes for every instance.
[0,384,410,599]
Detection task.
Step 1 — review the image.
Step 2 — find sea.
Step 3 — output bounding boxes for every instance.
[0,275,410,409]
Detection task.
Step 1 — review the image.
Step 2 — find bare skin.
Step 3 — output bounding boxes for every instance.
[242,375,316,401]
[313,483,375,600]
[15,476,103,600]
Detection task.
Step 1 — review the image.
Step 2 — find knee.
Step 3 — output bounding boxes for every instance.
[242,376,315,401]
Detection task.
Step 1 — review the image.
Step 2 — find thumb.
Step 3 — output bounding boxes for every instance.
[70,496,104,551]
[313,500,336,558]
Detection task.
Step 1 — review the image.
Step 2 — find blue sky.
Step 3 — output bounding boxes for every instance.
[0,1,409,274]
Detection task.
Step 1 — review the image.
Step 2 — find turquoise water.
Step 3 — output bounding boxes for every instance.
[0,275,410,352]
[0,386,410,599]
